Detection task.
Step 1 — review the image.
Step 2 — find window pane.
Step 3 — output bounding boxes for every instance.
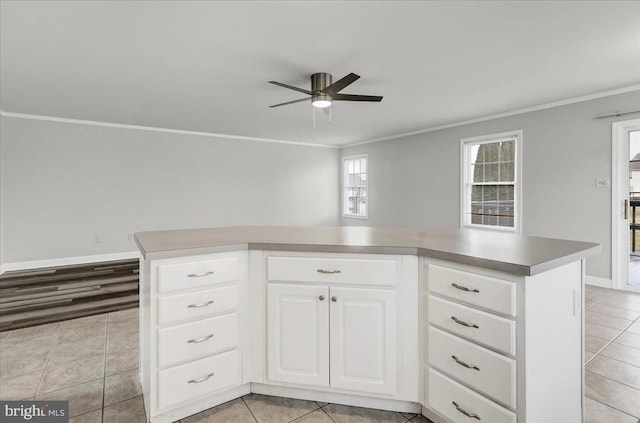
[484,212,498,226]
[348,160,354,174]
[471,186,483,201]
[499,216,514,227]
[485,142,500,162]
[485,163,499,182]
[500,162,514,182]
[500,141,515,161]
[361,159,367,172]
[472,164,484,183]
[498,185,514,201]
[483,185,497,201]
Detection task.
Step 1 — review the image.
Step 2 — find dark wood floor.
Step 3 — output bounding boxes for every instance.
[0,259,139,331]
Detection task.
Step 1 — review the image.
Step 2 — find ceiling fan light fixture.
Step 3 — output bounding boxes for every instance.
[311,92,332,108]
[312,99,332,108]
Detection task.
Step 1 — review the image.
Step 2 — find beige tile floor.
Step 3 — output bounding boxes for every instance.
[584,286,640,423]
[1,286,639,422]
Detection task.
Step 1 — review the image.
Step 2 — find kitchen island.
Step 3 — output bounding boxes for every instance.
[135,226,599,423]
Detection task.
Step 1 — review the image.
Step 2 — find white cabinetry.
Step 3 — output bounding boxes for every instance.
[265,253,407,398]
[422,260,584,423]
[267,284,329,387]
[140,252,249,423]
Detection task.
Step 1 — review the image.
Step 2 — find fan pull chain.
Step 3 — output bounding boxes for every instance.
[313,106,316,128]
[329,106,332,124]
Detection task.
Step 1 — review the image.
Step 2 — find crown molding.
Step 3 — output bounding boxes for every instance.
[0,110,339,149]
[343,84,640,148]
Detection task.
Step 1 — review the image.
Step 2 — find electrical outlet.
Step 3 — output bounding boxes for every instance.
[95,234,103,243]
[128,232,135,241]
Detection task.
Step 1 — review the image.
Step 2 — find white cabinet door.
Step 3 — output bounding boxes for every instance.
[329,287,396,395]
[267,284,330,387]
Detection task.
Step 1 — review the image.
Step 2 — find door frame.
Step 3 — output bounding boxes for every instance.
[611,118,640,292]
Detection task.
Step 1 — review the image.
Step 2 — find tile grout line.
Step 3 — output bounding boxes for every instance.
[286,403,323,423]
[319,406,337,423]
[240,396,259,423]
[33,322,64,398]
[585,367,640,395]
[584,387,640,420]
[102,314,109,423]
[590,346,640,369]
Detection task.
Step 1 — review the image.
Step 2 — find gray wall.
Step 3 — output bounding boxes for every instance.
[342,90,640,280]
[0,116,340,264]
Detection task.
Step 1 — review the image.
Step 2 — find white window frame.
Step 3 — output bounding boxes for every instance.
[342,154,368,219]
[460,130,523,233]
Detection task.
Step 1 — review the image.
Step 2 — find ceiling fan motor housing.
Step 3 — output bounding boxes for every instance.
[311,72,332,104]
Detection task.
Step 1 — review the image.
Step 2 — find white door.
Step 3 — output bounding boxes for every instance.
[613,119,640,292]
[329,287,397,395]
[267,284,330,386]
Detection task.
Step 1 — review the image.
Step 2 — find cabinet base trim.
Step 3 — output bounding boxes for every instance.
[250,383,421,413]
[149,384,250,423]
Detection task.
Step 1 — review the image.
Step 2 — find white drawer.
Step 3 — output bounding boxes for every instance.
[429,368,516,423]
[429,326,516,408]
[429,265,516,317]
[267,256,396,286]
[429,296,515,355]
[158,313,237,368]
[157,285,237,325]
[157,349,239,410]
[158,257,238,292]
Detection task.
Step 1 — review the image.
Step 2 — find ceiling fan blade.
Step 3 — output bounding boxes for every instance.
[333,94,383,102]
[268,81,312,95]
[269,97,310,108]
[322,73,360,96]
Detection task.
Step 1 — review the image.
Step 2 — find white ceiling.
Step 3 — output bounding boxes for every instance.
[1,1,639,146]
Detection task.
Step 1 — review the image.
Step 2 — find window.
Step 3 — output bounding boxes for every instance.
[461,131,521,232]
[343,155,368,218]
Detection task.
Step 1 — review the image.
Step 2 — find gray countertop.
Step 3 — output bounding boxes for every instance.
[134,225,600,276]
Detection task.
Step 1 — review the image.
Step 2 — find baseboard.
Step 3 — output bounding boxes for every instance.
[250,383,421,413]
[0,251,140,274]
[585,275,612,288]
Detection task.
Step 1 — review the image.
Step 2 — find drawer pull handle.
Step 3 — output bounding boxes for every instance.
[317,269,341,274]
[331,296,337,302]
[452,401,481,420]
[188,373,215,384]
[451,355,480,371]
[187,334,214,344]
[451,316,479,329]
[319,295,325,301]
[451,283,480,293]
[188,300,214,308]
[187,271,214,278]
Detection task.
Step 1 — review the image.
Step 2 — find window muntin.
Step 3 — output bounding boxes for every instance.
[462,132,520,231]
[343,155,367,218]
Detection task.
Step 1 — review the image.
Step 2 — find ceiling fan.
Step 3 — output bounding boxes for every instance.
[268,73,383,109]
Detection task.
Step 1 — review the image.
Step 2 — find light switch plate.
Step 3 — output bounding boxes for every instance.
[595,177,610,188]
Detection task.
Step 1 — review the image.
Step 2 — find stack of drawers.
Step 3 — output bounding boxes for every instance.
[427,264,517,423]
[155,256,241,410]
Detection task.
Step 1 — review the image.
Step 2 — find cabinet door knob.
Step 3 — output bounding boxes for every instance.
[319,295,325,301]
[331,296,337,302]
